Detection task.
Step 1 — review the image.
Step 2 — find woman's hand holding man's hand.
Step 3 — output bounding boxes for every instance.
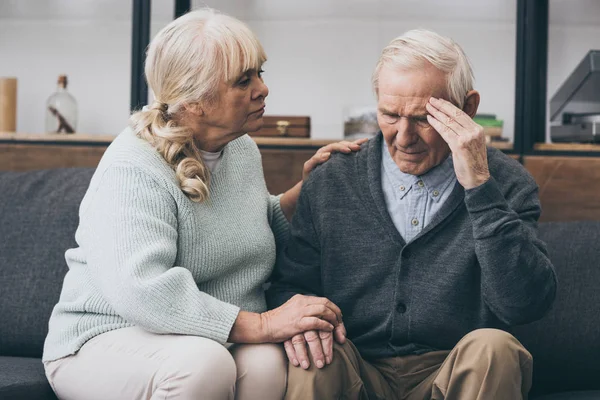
[259,294,343,342]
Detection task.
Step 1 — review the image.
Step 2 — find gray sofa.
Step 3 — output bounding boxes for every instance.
[0,168,599,400]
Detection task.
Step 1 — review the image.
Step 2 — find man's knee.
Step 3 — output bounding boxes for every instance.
[458,328,532,366]
[288,340,358,380]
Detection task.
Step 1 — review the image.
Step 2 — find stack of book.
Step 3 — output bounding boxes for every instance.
[474,114,506,143]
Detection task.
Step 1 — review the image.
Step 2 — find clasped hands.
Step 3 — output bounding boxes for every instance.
[261,294,346,370]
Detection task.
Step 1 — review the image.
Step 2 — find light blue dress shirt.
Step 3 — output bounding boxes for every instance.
[381,139,457,243]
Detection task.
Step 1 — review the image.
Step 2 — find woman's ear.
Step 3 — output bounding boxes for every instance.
[463,90,480,118]
[183,102,204,117]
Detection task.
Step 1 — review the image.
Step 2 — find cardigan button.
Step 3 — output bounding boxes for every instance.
[396,303,407,313]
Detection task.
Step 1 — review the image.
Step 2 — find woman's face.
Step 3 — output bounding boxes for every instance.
[195,68,268,151]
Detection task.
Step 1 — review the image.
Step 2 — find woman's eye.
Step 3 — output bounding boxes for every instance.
[238,78,250,87]
[258,69,264,78]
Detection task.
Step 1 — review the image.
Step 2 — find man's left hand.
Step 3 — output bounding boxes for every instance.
[283,322,347,369]
[425,97,490,190]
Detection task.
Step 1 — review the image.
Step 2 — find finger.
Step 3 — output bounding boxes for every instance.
[334,322,347,344]
[320,143,352,154]
[284,339,300,367]
[428,97,472,129]
[291,334,310,369]
[305,330,326,369]
[339,140,363,151]
[352,138,369,145]
[425,102,460,135]
[300,317,334,332]
[303,153,330,175]
[312,297,343,323]
[427,114,459,148]
[304,304,338,326]
[319,330,334,364]
[336,140,361,150]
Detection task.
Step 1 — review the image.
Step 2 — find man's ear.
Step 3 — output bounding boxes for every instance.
[462,90,480,118]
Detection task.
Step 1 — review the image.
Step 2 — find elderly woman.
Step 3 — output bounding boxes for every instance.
[42,8,359,400]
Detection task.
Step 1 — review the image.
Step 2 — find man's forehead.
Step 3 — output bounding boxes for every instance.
[378,96,429,114]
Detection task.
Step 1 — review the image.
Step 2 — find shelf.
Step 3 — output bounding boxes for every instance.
[0,132,514,151]
[534,143,600,152]
[0,132,333,149]
[0,132,116,144]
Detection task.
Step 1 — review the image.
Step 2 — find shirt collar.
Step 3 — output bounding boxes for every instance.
[381,139,456,201]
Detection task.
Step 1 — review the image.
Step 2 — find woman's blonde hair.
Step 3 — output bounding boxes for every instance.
[129,8,267,202]
[372,29,474,108]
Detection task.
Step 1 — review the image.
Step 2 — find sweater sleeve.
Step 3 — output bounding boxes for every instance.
[81,163,240,343]
[266,185,322,309]
[268,194,290,251]
[464,175,557,326]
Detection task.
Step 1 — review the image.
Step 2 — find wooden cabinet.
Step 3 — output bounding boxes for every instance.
[524,155,600,222]
[0,134,330,196]
[4,133,599,222]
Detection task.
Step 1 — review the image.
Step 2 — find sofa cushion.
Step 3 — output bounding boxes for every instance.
[0,356,56,400]
[0,168,94,357]
[514,221,600,397]
[534,391,600,400]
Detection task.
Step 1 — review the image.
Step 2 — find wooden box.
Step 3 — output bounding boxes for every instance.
[251,116,310,138]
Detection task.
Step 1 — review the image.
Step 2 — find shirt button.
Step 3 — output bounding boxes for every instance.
[417,180,424,187]
[411,218,419,226]
[396,303,407,313]
[432,190,440,197]
[399,185,405,191]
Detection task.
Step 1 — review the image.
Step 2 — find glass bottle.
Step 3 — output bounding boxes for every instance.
[45,75,77,134]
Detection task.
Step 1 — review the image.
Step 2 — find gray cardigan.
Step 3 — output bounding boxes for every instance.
[267,133,556,360]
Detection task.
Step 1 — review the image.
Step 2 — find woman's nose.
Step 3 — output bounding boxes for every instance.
[254,80,269,100]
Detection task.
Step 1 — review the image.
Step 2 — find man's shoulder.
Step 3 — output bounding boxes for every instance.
[305,141,370,189]
[486,146,537,190]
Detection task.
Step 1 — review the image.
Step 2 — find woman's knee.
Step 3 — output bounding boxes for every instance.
[232,343,287,383]
[162,337,237,399]
[231,343,287,400]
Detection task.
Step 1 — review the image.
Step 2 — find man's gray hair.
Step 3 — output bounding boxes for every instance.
[372,29,474,108]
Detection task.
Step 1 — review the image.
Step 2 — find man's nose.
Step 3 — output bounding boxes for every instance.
[394,118,419,147]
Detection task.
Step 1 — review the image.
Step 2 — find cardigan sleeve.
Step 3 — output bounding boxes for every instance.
[80,162,240,343]
[268,194,290,251]
[464,174,557,326]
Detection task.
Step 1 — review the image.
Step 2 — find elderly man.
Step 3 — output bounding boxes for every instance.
[267,29,556,400]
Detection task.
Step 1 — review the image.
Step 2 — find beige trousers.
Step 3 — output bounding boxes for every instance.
[44,327,287,400]
[285,328,533,400]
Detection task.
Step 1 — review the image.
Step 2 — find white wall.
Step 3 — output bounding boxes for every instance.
[1,0,599,141]
[199,0,518,140]
[0,0,173,135]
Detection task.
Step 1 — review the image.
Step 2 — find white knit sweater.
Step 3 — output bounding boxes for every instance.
[43,128,289,362]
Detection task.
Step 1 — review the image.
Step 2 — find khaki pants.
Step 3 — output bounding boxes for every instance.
[44,327,287,400]
[285,329,533,400]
